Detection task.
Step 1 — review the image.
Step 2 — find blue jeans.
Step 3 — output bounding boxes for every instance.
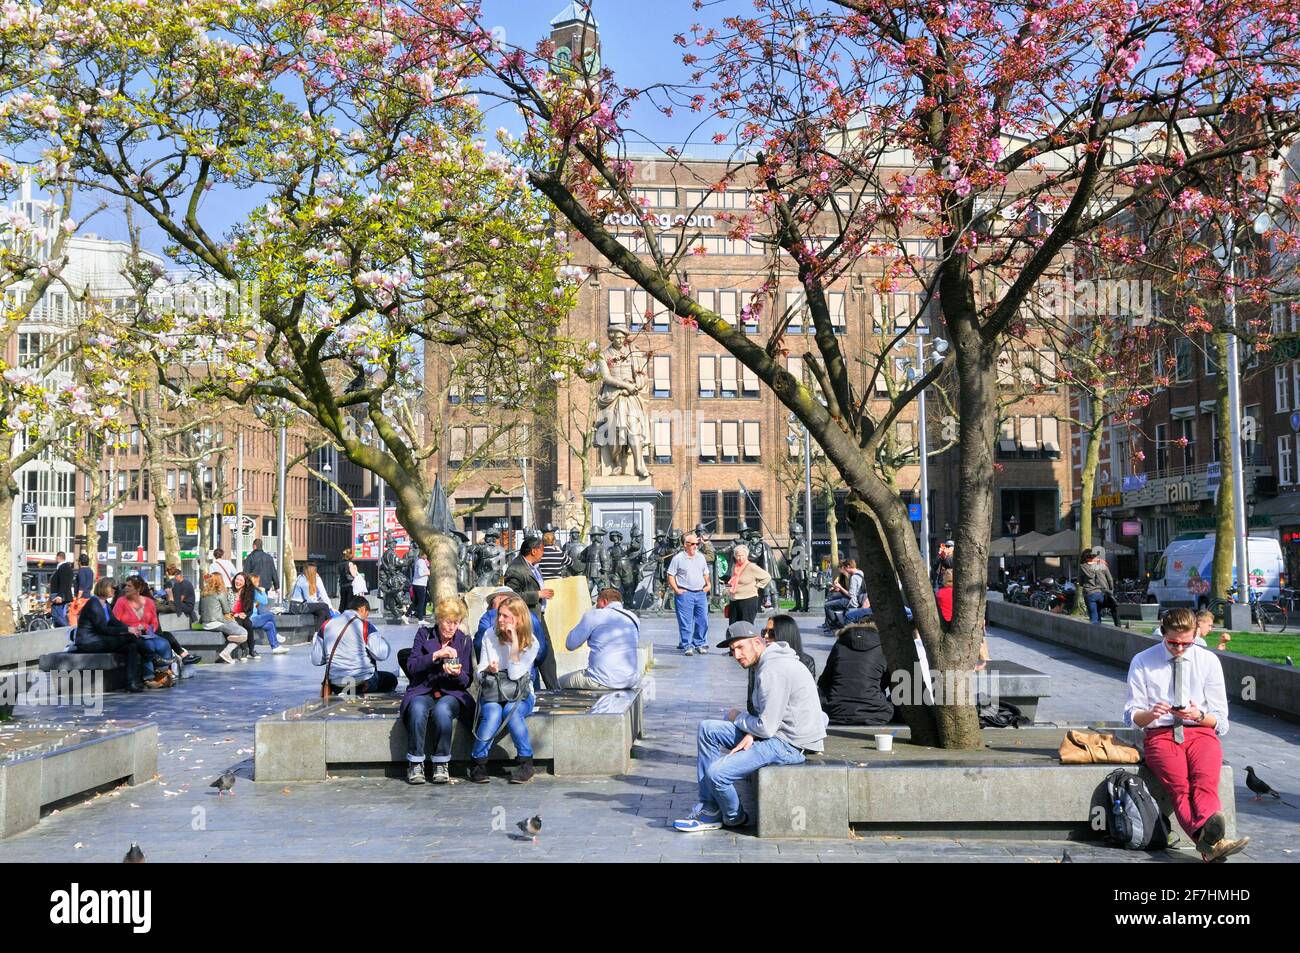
[139,634,173,678]
[696,720,805,823]
[674,590,709,650]
[404,694,462,763]
[845,606,873,624]
[1086,591,1105,624]
[52,603,68,627]
[472,694,535,760]
[251,610,279,648]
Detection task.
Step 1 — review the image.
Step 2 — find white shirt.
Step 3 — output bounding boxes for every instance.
[1124,641,1229,736]
[412,557,429,587]
[209,558,237,586]
[478,630,539,682]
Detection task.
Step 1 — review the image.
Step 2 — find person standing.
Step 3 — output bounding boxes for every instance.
[243,539,279,598]
[668,533,711,656]
[725,544,772,625]
[787,537,810,613]
[1081,549,1119,626]
[209,548,236,587]
[932,539,954,589]
[1124,608,1248,862]
[49,552,75,627]
[503,536,559,690]
[75,553,96,599]
[410,549,430,622]
[537,525,566,579]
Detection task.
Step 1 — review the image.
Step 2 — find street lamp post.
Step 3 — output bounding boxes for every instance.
[1007,514,1021,580]
[908,330,948,575]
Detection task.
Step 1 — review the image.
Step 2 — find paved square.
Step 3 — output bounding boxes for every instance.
[1,615,1296,862]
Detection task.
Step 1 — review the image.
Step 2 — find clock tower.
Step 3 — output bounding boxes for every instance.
[549,2,601,79]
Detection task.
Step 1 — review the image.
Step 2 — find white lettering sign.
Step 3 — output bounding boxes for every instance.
[603,212,716,229]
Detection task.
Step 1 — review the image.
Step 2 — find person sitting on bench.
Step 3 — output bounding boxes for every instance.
[674,620,828,832]
[1124,607,1248,862]
[312,596,396,695]
[817,623,894,726]
[74,577,155,692]
[560,587,642,692]
[823,559,863,630]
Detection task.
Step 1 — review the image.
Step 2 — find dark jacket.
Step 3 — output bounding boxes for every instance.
[1080,561,1114,597]
[400,627,476,721]
[817,626,895,726]
[75,596,133,645]
[169,578,197,620]
[75,566,95,597]
[243,548,279,590]
[747,648,816,717]
[50,561,75,603]
[504,556,544,610]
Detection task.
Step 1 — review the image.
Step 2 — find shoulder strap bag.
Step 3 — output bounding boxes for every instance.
[321,618,364,699]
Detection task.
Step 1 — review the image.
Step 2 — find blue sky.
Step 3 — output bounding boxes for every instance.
[93,0,713,259]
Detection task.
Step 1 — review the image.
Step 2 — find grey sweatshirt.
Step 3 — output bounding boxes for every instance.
[1080,561,1114,596]
[733,642,829,751]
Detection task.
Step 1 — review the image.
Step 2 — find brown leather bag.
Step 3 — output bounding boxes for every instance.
[1058,729,1142,764]
[321,618,363,699]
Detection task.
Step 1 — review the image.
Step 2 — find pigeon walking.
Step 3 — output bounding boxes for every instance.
[123,843,145,863]
[516,815,542,843]
[1245,766,1295,807]
[210,771,237,796]
[1060,849,1073,863]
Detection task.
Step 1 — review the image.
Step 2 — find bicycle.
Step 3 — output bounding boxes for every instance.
[17,609,54,631]
[1205,586,1288,632]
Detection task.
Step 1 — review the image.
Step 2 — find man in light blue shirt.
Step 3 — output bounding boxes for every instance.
[560,588,642,691]
[668,533,711,655]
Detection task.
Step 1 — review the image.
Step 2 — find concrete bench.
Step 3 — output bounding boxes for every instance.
[748,726,1237,842]
[1,628,73,719]
[1118,603,1160,623]
[159,612,318,660]
[977,660,1051,722]
[255,686,646,782]
[0,721,158,838]
[38,652,129,694]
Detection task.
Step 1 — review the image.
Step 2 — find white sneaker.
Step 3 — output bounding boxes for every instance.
[218,647,236,664]
[272,646,289,655]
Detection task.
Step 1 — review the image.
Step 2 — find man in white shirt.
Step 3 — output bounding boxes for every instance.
[560,587,642,691]
[1124,607,1248,861]
[209,548,236,587]
[668,533,711,655]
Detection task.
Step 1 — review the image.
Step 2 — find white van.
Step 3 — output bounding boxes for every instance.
[1147,534,1286,608]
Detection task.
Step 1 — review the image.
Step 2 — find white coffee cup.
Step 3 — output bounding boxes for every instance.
[875,733,894,752]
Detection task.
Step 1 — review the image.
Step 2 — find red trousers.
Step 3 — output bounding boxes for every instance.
[1142,725,1222,840]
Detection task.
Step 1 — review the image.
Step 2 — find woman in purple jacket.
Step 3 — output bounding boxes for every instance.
[400,596,475,784]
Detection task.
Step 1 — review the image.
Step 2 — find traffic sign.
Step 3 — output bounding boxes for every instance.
[107,545,118,561]
[21,502,37,525]
[222,516,237,528]
[908,503,923,522]
[185,517,199,535]
[240,516,256,535]
[96,514,108,532]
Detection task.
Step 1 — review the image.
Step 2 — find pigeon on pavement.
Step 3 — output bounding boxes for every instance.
[1245,766,1295,806]
[210,771,237,796]
[516,815,542,843]
[1060,849,1073,863]
[123,843,145,863]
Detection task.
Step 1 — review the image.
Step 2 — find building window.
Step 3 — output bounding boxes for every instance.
[1277,364,1290,413]
[698,355,716,398]
[698,420,718,463]
[700,491,718,531]
[744,491,762,527]
[741,363,760,397]
[449,427,467,467]
[1175,338,1192,383]
[1177,417,1196,470]
[1280,435,1294,486]
[1041,417,1061,458]
[652,354,671,398]
[653,419,672,463]
[742,421,760,461]
[720,421,740,463]
[1154,423,1168,476]
[719,356,738,398]
[722,491,741,533]
[655,491,674,534]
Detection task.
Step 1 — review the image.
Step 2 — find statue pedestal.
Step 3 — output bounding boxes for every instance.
[585,481,662,610]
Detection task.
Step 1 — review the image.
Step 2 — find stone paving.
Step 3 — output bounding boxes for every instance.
[0,613,1296,863]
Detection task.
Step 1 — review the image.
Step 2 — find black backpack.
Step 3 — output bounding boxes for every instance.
[1101,768,1170,850]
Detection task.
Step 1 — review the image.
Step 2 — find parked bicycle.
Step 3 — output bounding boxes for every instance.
[1205,585,1288,632]
[17,609,54,632]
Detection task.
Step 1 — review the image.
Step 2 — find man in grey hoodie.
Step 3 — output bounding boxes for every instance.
[673,620,829,832]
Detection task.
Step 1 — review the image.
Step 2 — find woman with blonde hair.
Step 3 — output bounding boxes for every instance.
[400,596,474,784]
[470,593,538,784]
[290,560,334,631]
[199,573,249,664]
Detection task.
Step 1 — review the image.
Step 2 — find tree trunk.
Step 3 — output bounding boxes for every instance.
[1211,332,1234,600]
[1073,403,1105,616]
[150,460,180,569]
[850,509,940,745]
[0,479,17,635]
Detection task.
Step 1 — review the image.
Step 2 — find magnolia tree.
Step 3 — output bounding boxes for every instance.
[421,0,1300,745]
[6,0,583,601]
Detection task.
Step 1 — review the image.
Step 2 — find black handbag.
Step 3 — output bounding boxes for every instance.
[479,670,530,704]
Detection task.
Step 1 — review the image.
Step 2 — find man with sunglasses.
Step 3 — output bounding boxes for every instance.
[668,533,712,656]
[1125,607,1248,862]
